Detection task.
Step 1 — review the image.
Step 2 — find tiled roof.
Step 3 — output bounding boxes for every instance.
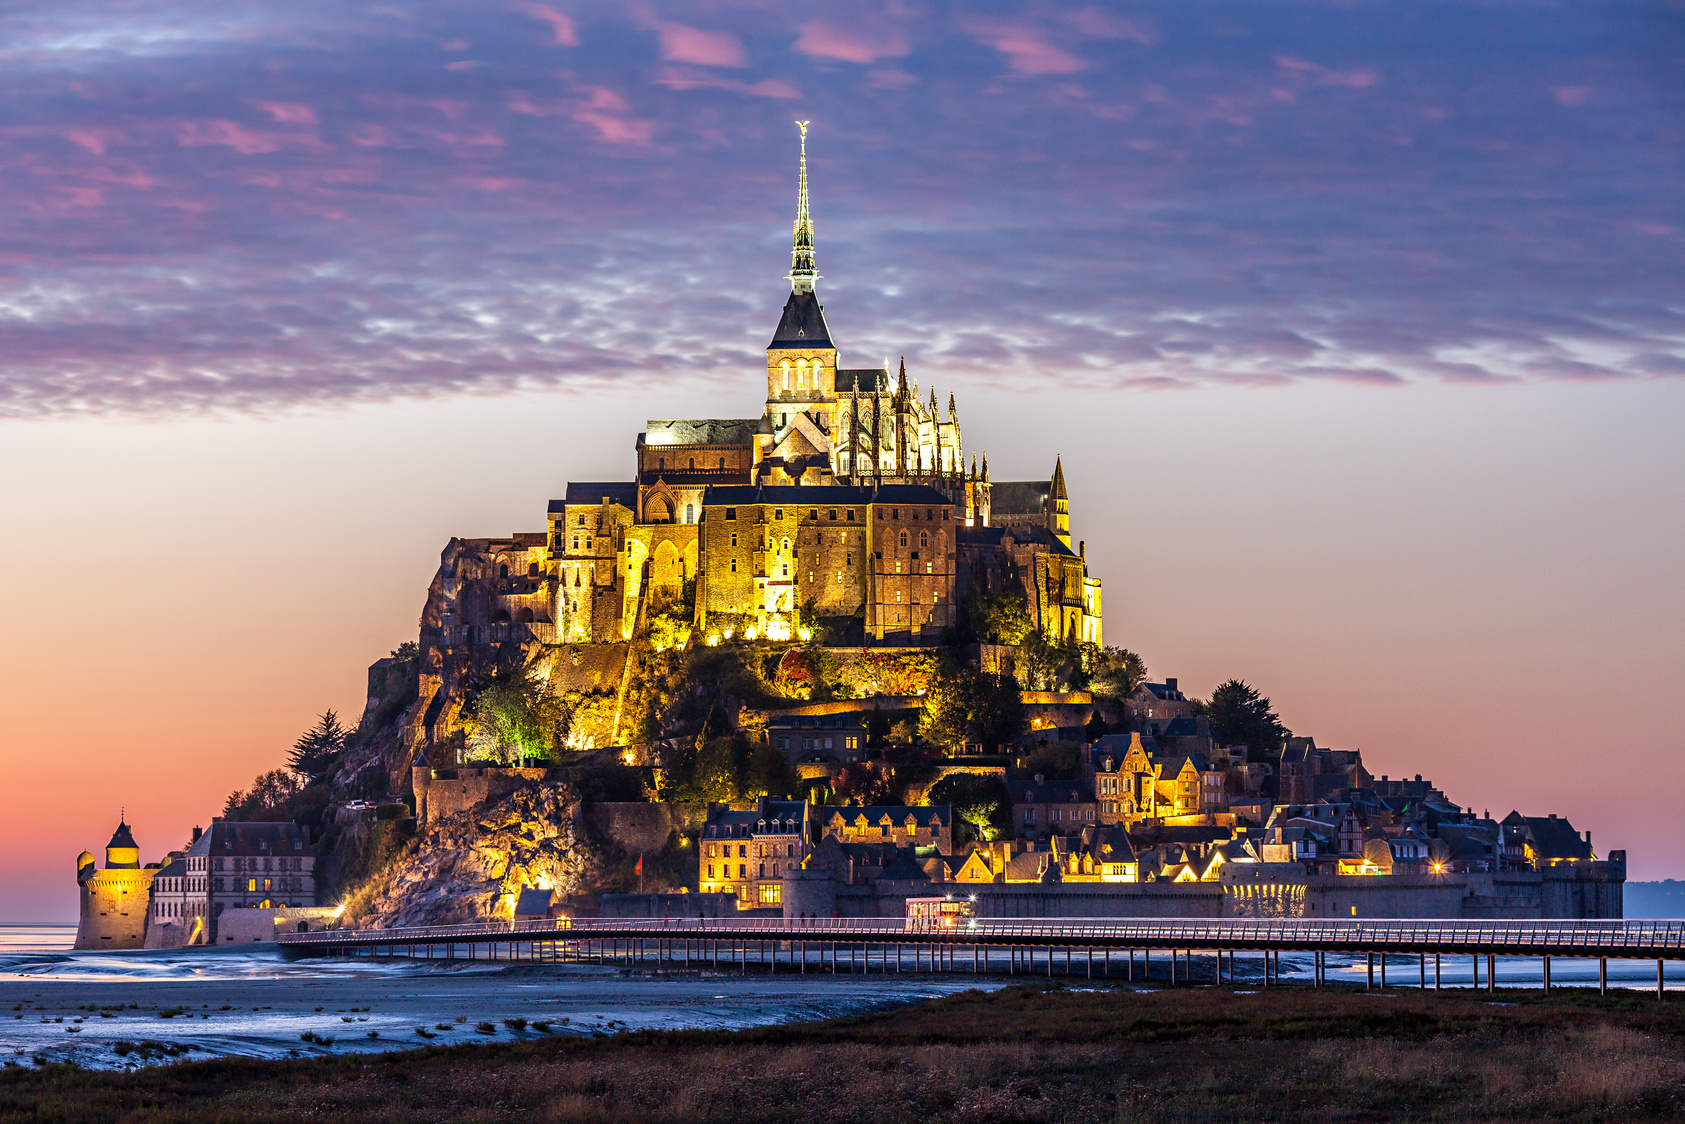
[562,481,638,508]
[641,419,758,447]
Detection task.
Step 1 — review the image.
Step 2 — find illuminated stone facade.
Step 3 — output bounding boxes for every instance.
[410,126,1103,698]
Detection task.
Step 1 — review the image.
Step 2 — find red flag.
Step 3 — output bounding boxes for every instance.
[634,854,643,876]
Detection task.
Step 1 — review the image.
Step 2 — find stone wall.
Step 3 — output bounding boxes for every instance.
[589,802,708,855]
[598,892,743,919]
[414,765,549,826]
[791,866,1626,921]
[215,906,341,943]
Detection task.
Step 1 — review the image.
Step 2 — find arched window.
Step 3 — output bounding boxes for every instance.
[898,530,909,548]
[796,359,806,390]
[781,536,790,553]
[780,359,791,389]
[516,607,535,623]
[717,456,725,470]
[685,503,695,524]
[688,457,695,470]
[919,530,929,549]
[499,564,509,578]
[658,457,664,471]
[528,561,539,575]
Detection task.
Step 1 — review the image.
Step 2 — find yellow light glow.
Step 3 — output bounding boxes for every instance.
[707,634,720,647]
[797,627,812,641]
[621,750,637,765]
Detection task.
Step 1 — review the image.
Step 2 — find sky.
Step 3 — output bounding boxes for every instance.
[1,0,1681,919]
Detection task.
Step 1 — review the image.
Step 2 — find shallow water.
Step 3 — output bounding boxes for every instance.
[0,945,1000,1071]
[0,924,75,953]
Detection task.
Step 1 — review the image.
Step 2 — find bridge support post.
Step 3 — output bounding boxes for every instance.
[1435,953,1441,989]
[1366,953,1374,991]
[1471,955,1478,990]
[1087,947,1092,979]
[1542,955,1550,993]
[1487,954,1495,994]
[1599,958,1607,995]
[1380,954,1387,989]
[1420,953,1425,989]
[1659,959,1665,1000]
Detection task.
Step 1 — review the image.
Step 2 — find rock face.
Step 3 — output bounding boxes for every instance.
[356,782,607,928]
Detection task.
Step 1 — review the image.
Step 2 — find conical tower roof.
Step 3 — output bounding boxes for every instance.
[106,818,137,851]
[1051,455,1068,501]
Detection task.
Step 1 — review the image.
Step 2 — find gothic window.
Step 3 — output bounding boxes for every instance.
[780,536,790,553]
[688,457,695,470]
[499,564,509,578]
[780,359,791,389]
[919,530,929,548]
[658,457,664,471]
[717,456,725,469]
[898,531,909,548]
[685,503,695,524]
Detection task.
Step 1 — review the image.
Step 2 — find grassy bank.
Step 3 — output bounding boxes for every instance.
[5,984,1685,1123]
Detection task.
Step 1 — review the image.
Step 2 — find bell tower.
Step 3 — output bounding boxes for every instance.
[766,122,838,418]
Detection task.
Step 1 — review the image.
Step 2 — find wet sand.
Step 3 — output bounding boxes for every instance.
[0,944,1001,1070]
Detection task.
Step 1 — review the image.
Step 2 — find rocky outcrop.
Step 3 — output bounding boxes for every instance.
[354,782,607,929]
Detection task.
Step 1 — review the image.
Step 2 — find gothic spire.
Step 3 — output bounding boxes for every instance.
[788,121,817,294]
[1051,454,1068,501]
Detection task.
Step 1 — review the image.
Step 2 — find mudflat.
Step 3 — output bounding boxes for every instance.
[5,982,1685,1122]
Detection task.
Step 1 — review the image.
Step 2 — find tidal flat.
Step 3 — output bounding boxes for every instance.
[5,981,1685,1122]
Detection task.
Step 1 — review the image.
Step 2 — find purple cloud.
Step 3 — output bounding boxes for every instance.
[0,0,1679,417]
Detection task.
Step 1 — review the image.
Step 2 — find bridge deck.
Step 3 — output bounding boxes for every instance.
[277,917,1685,960]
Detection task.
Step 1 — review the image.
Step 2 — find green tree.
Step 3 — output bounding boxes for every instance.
[926,773,1011,842]
[288,710,347,780]
[692,736,744,803]
[223,769,306,822]
[743,741,798,800]
[963,569,1034,646]
[1086,647,1147,698]
[1207,679,1288,761]
[832,762,896,805]
[465,673,567,764]
[922,660,1027,753]
[1084,710,1109,741]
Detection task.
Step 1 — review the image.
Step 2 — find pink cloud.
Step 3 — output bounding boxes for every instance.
[254,101,317,125]
[649,20,748,67]
[570,86,654,145]
[794,22,909,64]
[655,69,799,99]
[867,69,918,90]
[1555,86,1591,106]
[176,120,282,155]
[349,124,388,147]
[444,60,481,71]
[1059,9,1157,45]
[971,24,1087,75]
[1275,56,1377,89]
[63,128,122,154]
[523,4,577,47]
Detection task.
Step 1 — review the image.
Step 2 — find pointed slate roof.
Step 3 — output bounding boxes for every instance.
[768,289,833,349]
[106,819,137,850]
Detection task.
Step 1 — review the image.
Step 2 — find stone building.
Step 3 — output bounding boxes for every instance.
[698,798,813,908]
[74,818,158,950]
[402,127,1105,763]
[816,805,953,854]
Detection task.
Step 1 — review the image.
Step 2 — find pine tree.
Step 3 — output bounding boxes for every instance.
[288,710,347,779]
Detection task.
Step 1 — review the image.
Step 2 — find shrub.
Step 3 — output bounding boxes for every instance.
[475,1021,496,1035]
[502,1017,528,1032]
[375,802,410,821]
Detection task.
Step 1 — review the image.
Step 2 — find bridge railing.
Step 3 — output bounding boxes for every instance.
[277,916,1685,954]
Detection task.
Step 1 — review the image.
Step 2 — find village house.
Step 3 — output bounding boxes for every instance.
[699,798,814,908]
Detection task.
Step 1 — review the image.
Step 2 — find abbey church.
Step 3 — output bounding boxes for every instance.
[427,126,1101,660]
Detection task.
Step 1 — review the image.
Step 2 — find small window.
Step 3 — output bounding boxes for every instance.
[725,508,736,520]
[892,509,900,520]
[774,509,783,520]
[718,456,725,469]
[943,509,951,521]
[809,509,819,521]
[730,532,738,547]
[689,457,695,470]
[898,531,909,548]
[730,559,737,572]
[847,509,856,521]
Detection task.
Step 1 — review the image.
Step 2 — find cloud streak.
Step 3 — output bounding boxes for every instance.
[0,0,1679,418]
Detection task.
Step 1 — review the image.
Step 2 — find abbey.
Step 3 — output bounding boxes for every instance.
[426,126,1101,657]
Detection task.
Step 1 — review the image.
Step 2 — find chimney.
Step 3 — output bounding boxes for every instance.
[191,826,202,844]
[1166,678,1178,691]
[1415,774,1422,782]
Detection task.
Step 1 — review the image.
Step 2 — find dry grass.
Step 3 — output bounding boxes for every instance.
[6,984,1685,1123]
